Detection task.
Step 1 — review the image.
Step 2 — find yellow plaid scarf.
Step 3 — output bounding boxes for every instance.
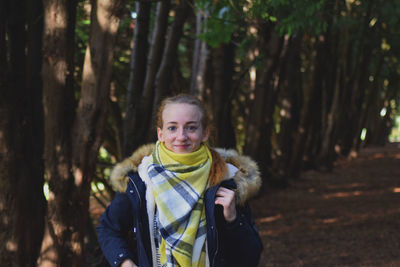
[148,141,211,267]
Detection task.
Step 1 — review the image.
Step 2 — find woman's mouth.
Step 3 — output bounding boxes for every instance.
[173,144,192,151]
[174,144,189,149]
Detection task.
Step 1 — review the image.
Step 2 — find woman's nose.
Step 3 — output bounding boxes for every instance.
[176,128,187,140]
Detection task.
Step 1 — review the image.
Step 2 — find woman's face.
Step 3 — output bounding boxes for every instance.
[157,103,209,154]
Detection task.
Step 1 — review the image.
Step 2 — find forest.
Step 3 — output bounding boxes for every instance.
[1,0,399,266]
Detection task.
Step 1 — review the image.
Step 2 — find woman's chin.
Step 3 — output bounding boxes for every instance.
[172,145,193,153]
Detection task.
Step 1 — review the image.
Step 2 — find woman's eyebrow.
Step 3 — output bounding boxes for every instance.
[165,121,199,125]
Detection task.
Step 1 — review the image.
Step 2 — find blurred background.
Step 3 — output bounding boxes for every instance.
[1,0,399,266]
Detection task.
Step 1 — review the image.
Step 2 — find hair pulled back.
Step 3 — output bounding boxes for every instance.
[156,94,226,186]
[156,94,209,130]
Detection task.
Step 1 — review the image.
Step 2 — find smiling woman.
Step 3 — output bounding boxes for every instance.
[157,102,209,154]
[96,94,263,267]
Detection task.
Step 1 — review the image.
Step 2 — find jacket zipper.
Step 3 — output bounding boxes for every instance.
[212,225,219,266]
[129,177,142,265]
[129,177,142,206]
[211,185,219,267]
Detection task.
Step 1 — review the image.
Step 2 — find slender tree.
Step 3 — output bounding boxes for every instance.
[273,35,302,178]
[40,0,124,265]
[123,1,152,157]
[207,43,236,148]
[244,22,283,177]
[152,0,194,112]
[190,4,209,97]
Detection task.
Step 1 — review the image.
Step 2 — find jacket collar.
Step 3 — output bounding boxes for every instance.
[110,144,261,205]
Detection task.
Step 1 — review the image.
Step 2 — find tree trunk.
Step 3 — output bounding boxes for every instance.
[40,0,124,265]
[287,36,319,178]
[349,44,374,154]
[40,0,79,265]
[207,43,236,148]
[274,35,302,178]
[363,55,384,146]
[302,37,330,169]
[123,0,171,155]
[337,0,374,156]
[243,22,283,179]
[0,0,46,265]
[70,0,124,260]
[190,7,208,97]
[152,0,193,112]
[365,69,396,146]
[318,1,350,165]
[308,1,338,170]
[317,26,341,169]
[123,1,152,156]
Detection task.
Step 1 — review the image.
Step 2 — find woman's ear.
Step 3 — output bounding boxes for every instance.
[157,127,164,141]
[202,127,210,142]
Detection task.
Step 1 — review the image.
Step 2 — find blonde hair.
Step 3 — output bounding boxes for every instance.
[156,94,226,186]
[156,94,210,129]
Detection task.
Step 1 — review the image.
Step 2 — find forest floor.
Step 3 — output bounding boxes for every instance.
[250,142,400,267]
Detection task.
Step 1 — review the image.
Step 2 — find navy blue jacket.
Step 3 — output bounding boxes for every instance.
[97,172,263,267]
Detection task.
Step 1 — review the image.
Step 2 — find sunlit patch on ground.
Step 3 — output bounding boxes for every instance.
[250,143,400,266]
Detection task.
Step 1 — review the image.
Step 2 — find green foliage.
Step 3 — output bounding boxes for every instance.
[195,3,238,47]
[389,114,400,142]
[74,1,91,102]
[194,0,276,47]
[267,0,329,35]
[94,147,116,202]
[76,2,90,56]
[194,0,330,48]
[378,1,400,57]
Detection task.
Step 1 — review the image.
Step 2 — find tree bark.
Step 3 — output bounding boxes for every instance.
[337,0,374,156]
[243,22,283,179]
[40,0,124,265]
[70,0,124,261]
[190,7,208,97]
[317,26,341,169]
[40,0,78,265]
[206,43,236,148]
[123,1,152,156]
[123,0,171,156]
[152,0,193,112]
[318,0,350,166]
[274,35,302,178]
[349,44,374,154]
[302,37,329,169]
[0,0,46,266]
[287,36,320,178]
[363,55,384,146]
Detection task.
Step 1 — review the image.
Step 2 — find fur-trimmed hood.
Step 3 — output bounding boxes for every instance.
[110,144,261,205]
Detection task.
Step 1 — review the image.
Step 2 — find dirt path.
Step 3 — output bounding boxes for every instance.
[251,143,400,267]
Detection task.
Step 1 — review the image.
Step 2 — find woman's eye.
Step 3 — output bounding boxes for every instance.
[167,126,176,131]
[187,126,197,131]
